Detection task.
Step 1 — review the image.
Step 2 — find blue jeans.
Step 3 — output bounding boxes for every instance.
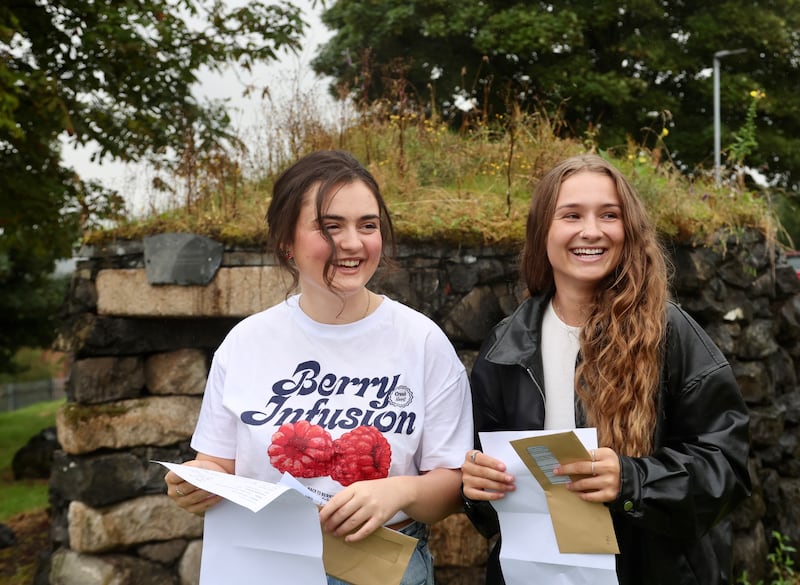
[326,521,434,585]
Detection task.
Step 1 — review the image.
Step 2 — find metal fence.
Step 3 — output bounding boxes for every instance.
[0,379,65,412]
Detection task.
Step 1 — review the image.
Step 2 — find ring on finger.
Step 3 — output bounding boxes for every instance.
[470,450,479,464]
[591,461,596,476]
[176,488,185,497]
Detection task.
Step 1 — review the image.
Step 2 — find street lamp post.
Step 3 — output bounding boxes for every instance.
[713,48,747,184]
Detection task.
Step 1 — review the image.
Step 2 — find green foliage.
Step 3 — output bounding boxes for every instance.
[739,531,798,585]
[767,532,798,585]
[0,349,66,384]
[0,272,70,374]
[775,193,800,249]
[728,91,765,170]
[312,0,800,192]
[0,0,309,375]
[2,0,307,165]
[0,399,62,522]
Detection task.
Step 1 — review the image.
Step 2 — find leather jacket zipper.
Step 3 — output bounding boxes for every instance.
[525,366,546,405]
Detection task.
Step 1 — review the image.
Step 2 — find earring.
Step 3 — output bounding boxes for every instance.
[284,250,293,260]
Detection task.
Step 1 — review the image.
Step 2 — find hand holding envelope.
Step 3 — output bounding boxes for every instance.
[510,431,619,554]
[478,429,620,585]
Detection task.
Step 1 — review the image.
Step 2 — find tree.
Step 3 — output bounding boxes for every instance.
[0,0,309,373]
[312,0,800,191]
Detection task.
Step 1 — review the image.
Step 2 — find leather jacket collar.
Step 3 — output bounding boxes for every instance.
[483,293,551,369]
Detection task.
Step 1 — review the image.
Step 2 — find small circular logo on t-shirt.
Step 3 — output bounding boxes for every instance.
[389,385,413,407]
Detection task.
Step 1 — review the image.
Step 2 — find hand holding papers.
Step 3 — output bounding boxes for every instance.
[478,430,620,585]
[156,462,417,585]
[510,431,618,554]
[158,461,327,584]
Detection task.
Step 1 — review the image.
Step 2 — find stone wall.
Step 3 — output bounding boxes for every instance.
[45,230,800,584]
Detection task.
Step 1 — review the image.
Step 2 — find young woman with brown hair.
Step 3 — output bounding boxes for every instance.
[165,150,473,585]
[461,153,751,585]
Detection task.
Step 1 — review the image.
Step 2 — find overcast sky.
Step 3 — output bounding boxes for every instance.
[61,0,332,215]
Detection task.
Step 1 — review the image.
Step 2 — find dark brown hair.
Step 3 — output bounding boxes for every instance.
[266,150,396,293]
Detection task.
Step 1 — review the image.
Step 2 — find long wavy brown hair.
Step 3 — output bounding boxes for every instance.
[520,154,669,456]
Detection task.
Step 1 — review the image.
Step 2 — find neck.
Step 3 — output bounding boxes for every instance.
[552,293,589,327]
[299,289,373,324]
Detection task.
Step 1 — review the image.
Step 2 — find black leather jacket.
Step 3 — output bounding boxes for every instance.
[464,293,751,585]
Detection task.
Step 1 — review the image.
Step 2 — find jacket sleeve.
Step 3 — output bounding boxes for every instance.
[607,304,752,540]
[461,330,505,539]
[470,329,509,441]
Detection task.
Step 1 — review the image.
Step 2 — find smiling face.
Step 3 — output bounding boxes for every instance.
[291,180,383,304]
[546,170,625,295]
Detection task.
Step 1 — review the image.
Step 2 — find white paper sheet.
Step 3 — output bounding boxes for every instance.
[156,462,327,585]
[478,430,619,585]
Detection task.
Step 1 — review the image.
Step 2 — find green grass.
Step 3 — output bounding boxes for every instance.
[83,99,779,251]
[0,399,63,522]
[0,349,66,385]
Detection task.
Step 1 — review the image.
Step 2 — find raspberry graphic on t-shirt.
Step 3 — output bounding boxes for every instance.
[267,421,334,478]
[330,425,392,486]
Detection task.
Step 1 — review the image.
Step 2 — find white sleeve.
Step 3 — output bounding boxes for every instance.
[190,347,238,459]
[418,329,474,471]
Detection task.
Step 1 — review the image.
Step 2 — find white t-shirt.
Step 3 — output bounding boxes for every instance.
[541,300,580,429]
[191,294,473,523]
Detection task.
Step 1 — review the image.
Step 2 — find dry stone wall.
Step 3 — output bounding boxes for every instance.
[45,230,800,585]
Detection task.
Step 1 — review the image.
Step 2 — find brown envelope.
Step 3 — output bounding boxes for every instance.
[510,431,619,554]
[322,526,418,585]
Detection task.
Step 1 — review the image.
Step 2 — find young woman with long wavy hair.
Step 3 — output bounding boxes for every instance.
[461,154,751,585]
